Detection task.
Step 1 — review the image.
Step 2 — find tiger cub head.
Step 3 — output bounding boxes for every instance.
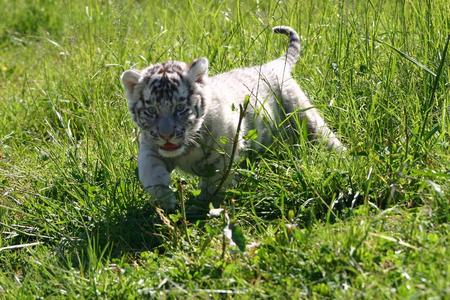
[121,58,208,158]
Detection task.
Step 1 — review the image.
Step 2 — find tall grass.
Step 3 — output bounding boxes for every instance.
[1,0,449,298]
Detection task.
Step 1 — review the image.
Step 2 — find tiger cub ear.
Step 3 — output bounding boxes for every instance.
[188,57,208,83]
[121,69,142,94]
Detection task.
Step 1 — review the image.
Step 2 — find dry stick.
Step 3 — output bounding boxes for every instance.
[221,211,233,261]
[221,223,227,261]
[177,180,192,246]
[0,242,43,251]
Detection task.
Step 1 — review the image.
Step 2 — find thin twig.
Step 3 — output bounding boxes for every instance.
[211,100,250,199]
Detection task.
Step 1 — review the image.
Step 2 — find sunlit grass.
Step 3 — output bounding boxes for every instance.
[1,0,449,298]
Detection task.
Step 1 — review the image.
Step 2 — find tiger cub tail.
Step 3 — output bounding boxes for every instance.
[272,26,301,66]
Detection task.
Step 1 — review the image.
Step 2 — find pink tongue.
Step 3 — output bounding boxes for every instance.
[161,143,180,151]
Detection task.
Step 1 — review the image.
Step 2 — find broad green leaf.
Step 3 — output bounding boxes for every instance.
[244,129,258,141]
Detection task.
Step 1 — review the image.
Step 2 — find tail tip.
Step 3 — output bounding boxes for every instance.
[272,25,295,34]
[272,25,299,41]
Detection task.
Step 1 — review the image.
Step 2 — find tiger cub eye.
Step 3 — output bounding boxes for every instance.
[148,106,157,114]
[175,104,185,112]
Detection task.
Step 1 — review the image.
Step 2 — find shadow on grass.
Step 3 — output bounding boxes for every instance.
[61,203,170,267]
[96,204,166,255]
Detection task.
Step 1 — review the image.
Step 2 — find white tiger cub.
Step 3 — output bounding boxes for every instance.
[121,26,345,211]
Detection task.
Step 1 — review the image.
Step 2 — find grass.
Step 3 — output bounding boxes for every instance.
[0,0,449,298]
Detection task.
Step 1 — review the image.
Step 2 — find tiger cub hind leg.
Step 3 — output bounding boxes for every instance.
[280,81,346,151]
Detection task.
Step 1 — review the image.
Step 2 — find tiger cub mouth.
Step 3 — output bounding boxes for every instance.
[160,142,182,151]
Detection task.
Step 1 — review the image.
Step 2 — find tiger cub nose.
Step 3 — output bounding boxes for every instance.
[157,117,175,140]
[159,132,174,141]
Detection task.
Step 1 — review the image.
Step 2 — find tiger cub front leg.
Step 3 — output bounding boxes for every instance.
[138,142,177,211]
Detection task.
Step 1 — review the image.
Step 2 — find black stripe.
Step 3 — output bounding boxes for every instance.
[194,105,200,118]
[132,101,139,114]
[199,95,205,114]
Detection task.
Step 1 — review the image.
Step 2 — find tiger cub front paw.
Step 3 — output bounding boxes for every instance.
[145,185,177,212]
